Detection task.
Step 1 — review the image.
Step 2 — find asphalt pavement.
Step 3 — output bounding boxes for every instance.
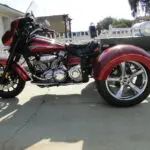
[0,79,150,150]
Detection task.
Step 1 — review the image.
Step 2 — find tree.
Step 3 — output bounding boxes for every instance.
[96,17,116,34]
[112,19,133,28]
[128,0,150,16]
[97,17,116,30]
[96,17,133,34]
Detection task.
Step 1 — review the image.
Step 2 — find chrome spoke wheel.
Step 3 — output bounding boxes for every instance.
[105,61,148,101]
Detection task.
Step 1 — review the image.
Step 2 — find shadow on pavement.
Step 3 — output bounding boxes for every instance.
[0,82,150,150]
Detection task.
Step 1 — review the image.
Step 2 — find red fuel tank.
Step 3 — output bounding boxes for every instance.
[29,35,65,53]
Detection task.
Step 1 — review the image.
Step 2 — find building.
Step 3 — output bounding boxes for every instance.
[0,4,72,57]
[36,14,72,38]
[0,3,24,38]
[0,3,24,53]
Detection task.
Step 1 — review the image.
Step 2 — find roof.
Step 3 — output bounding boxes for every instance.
[37,14,69,21]
[0,3,24,17]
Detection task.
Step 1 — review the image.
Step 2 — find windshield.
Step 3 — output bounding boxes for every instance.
[26,1,39,17]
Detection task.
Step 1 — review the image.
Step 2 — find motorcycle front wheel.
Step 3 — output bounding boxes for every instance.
[96,61,150,107]
[0,65,25,99]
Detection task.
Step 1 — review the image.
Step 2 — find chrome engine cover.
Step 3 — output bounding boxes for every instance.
[43,70,53,80]
[43,69,67,82]
[68,65,82,82]
[40,55,56,63]
[33,55,57,73]
[53,69,67,82]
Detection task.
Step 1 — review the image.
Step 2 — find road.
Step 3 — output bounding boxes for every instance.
[0,79,150,150]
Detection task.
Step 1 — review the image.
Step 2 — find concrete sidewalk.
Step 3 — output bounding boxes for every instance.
[0,80,150,150]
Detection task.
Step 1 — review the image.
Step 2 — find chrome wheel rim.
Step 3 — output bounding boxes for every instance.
[0,65,19,92]
[105,61,148,101]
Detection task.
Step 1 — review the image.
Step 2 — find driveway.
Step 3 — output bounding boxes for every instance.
[0,79,150,150]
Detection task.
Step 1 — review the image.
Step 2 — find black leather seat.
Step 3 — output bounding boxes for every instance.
[68,43,90,49]
[66,41,100,57]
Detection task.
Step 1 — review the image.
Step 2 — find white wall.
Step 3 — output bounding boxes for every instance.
[0,16,11,57]
[0,16,4,51]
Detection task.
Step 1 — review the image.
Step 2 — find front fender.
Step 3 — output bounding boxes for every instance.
[0,58,30,81]
[93,44,150,80]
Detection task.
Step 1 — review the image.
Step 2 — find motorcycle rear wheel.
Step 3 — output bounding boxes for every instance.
[0,65,25,99]
[96,61,150,107]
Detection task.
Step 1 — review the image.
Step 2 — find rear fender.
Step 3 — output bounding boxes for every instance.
[0,58,30,81]
[93,44,150,80]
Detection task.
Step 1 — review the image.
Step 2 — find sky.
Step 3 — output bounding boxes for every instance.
[0,0,134,31]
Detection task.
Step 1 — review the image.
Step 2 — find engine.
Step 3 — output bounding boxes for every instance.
[31,51,83,83]
[68,65,82,82]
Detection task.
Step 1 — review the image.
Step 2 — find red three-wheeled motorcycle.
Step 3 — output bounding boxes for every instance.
[0,10,150,107]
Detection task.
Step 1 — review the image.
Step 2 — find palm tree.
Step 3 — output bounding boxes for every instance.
[128,0,150,16]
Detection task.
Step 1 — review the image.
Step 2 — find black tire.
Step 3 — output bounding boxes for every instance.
[96,62,150,107]
[0,73,25,99]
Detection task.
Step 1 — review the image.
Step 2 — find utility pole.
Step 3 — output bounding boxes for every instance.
[68,18,72,38]
[63,14,68,38]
